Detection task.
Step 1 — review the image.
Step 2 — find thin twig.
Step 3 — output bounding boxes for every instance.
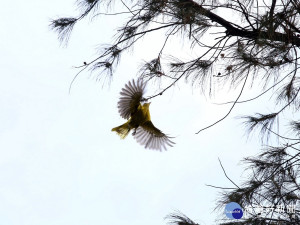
[196,68,249,134]
[218,157,240,189]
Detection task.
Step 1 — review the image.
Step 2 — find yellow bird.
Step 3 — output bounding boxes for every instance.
[112,79,175,151]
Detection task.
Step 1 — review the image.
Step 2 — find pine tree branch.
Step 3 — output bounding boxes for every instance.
[183,0,300,47]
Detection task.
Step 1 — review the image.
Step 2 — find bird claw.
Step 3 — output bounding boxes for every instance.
[132,129,137,136]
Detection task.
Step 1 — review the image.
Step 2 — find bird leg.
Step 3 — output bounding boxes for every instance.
[132,128,137,136]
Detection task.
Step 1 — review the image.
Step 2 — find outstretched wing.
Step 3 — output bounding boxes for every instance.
[118,79,146,119]
[134,121,175,151]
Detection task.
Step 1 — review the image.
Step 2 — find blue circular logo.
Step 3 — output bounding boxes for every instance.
[225,202,243,219]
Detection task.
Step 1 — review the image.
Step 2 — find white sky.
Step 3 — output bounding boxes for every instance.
[0,1,272,225]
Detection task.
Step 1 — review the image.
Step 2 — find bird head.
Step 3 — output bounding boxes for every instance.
[143,102,151,108]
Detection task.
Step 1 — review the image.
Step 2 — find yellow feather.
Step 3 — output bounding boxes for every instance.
[111,80,174,150]
[111,121,131,139]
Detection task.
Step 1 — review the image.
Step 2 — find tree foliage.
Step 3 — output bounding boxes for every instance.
[51,0,300,224]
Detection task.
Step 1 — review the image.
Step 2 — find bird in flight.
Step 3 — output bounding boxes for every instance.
[111,79,175,151]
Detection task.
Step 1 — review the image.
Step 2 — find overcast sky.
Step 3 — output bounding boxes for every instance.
[0,1,271,225]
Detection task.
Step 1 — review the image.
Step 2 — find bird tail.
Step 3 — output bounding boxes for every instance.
[111,122,131,139]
